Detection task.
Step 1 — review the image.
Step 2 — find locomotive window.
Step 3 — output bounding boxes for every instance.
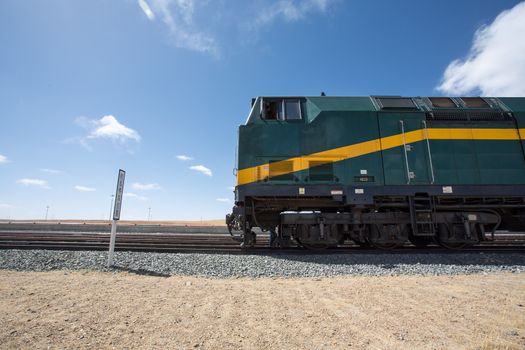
[262,99,302,120]
[284,100,301,120]
[429,97,457,108]
[461,97,490,108]
[262,100,279,120]
[376,97,418,110]
[309,161,333,181]
[269,160,294,180]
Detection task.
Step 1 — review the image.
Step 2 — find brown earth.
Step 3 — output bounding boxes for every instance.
[0,271,524,349]
[0,219,226,226]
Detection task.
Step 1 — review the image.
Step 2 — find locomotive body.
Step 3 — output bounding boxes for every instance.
[227,96,525,249]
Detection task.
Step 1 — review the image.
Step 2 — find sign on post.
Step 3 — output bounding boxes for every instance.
[113,169,125,220]
[108,169,126,267]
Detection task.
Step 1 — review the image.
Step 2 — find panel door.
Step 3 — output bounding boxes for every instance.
[378,112,432,185]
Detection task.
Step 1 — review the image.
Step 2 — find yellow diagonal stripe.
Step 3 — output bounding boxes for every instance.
[237,128,525,186]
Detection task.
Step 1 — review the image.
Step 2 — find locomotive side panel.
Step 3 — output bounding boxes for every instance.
[230,96,525,249]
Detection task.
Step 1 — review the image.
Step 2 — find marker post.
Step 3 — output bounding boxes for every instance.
[107,169,126,268]
[107,220,118,267]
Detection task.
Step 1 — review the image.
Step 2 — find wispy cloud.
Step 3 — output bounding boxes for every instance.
[176,154,193,161]
[0,203,17,209]
[437,2,525,96]
[138,0,219,57]
[0,154,8,164]
[190,165,212,177]
[16,178,50,189]
[72,115,141,150]
[254,0,331,28]
[136,1,334,56]
[40,168,63,174]
[216,198,230,202]
[75,185,96,192]
[124,192,149,201]
[138,0,155,20]
[132,182,162,191]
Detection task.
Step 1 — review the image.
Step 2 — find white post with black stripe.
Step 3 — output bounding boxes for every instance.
[107,169,126,268]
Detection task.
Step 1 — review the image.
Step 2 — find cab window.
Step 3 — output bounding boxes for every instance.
[284,100,301,120]
[262,99,302,120]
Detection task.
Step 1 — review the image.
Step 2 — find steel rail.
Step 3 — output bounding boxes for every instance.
[0,230,525,253]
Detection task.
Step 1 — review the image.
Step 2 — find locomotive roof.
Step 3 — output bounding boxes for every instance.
[245,96,525,124]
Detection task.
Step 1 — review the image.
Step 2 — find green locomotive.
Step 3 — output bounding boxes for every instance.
[226,96,525,249]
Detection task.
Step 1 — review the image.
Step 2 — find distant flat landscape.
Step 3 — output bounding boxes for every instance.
[0,219,226,227]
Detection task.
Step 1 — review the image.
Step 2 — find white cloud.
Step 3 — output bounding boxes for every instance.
[124,192,149,201]
[255,0,331,27]
[216,198,230,202]
[0,203,16,209]
[132,182,162,191]
[227,186,235,191]
[72,115,141,150]
[16,178,50,189]
[0,154,8,164]
[87,115,141,142]
[75,185,96,192]
[138,0,155,20]
[40,168,62,174]
[139,0,219,57]
[437,2,525,96]
[189,165,212,177]
[176,154,193,161]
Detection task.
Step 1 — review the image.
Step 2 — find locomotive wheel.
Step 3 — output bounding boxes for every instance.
[436,239,469,250]
[350,228,371,248]
[295,238,330,250]
[367,240,400,250]
[241,230,256,249]
[409,236,433,248]
[436,223,476,250]
[270,236,291,248]
[367,224,408,250]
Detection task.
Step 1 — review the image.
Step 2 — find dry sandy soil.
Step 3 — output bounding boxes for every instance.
[1,271,524,350]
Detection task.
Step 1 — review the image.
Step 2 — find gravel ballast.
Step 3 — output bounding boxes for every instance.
[1,249,524,277]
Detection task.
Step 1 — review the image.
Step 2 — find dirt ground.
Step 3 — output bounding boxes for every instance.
[0,271,524,350]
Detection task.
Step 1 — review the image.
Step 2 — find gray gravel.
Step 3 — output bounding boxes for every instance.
[0,249,524,278]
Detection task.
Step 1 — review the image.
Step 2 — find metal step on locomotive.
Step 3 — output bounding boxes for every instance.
[226,95,525,249]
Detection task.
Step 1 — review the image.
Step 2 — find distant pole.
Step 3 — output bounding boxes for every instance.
[148,207,151,221]
[45,205,50,221]
[108,195,115,221]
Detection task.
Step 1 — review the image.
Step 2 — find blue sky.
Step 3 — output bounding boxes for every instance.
[1,0,524,220]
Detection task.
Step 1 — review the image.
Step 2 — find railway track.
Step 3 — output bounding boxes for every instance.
[1,230,525,253]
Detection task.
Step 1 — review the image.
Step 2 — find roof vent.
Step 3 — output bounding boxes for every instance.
[376,97,418,110]
[429,97,457,108]
[461,97,490,108]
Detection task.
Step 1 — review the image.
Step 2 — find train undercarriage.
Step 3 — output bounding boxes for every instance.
[226,194,525,250]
